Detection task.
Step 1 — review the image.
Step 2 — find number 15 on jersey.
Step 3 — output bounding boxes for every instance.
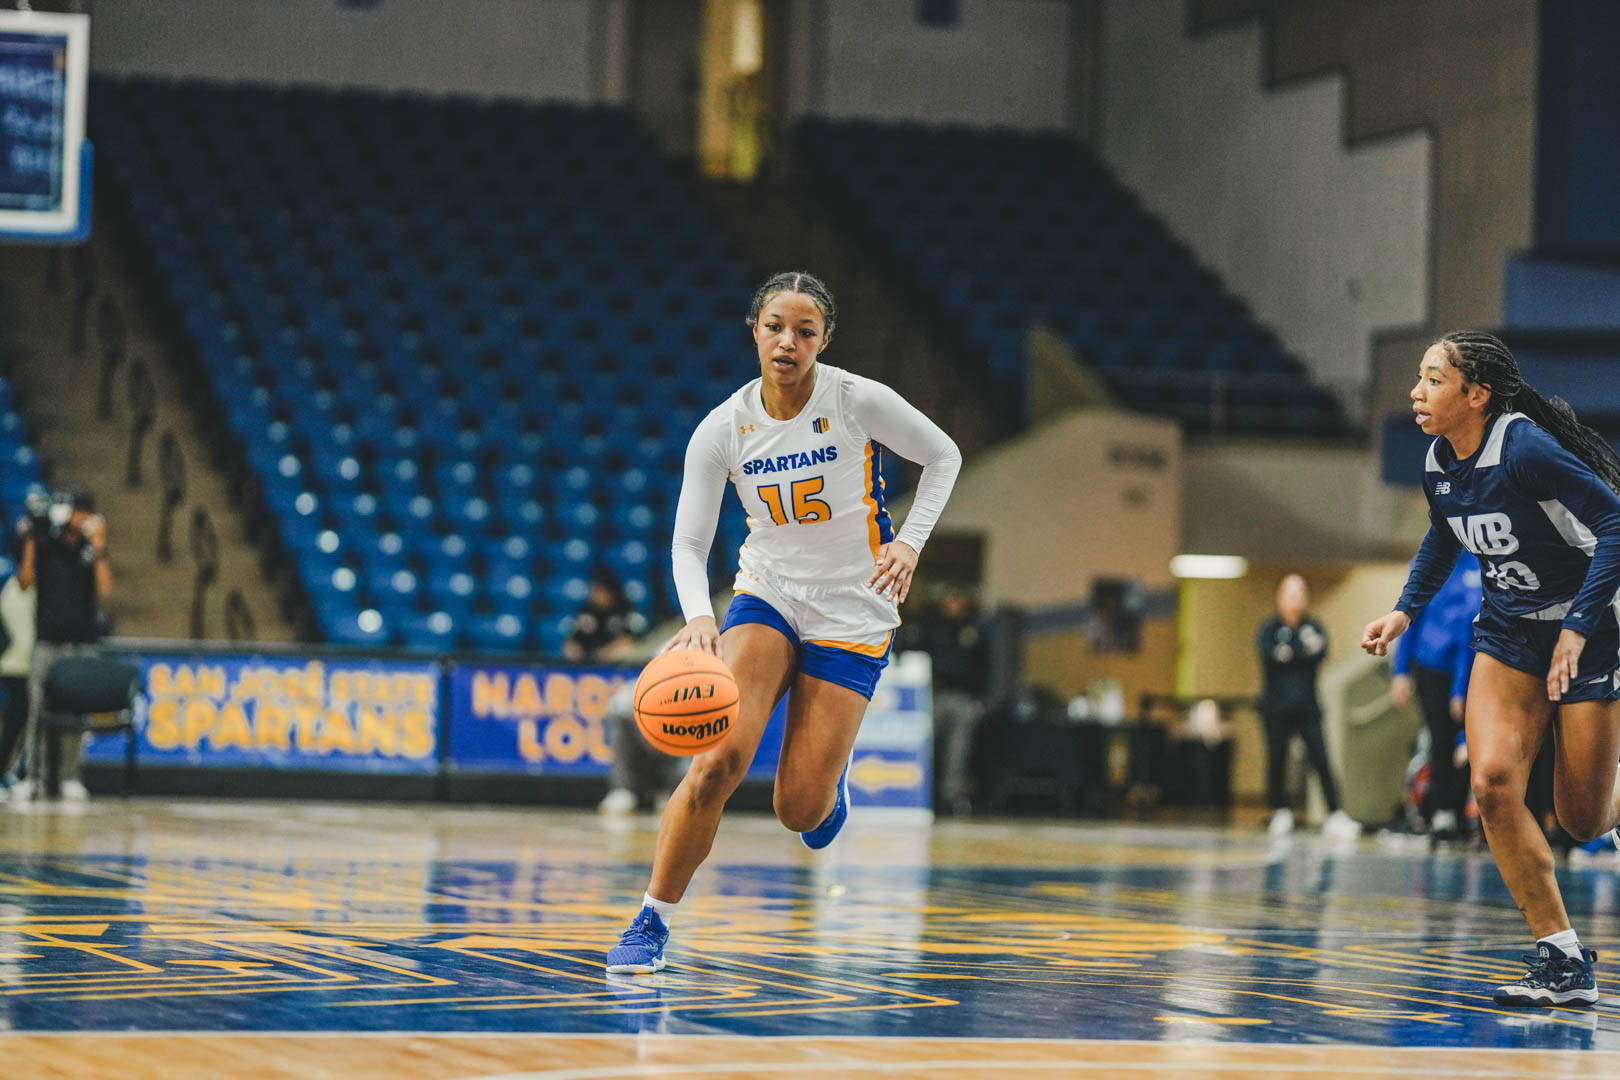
[758,477,831,525]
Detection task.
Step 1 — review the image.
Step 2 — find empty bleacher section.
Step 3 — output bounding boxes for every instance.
[696,180,1008,468]
[797,120,1346,436]
[93,81,762,654]
[1500,261,1620,435]
[1499,2,1620,444]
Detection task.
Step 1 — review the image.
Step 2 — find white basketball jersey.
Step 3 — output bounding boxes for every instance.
[712,364,892,586]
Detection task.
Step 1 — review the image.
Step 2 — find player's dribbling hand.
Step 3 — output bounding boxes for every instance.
[666,615,720,656]
[1547,628,1586,702]
[868,540,918,603]
[1360,611,1410,656]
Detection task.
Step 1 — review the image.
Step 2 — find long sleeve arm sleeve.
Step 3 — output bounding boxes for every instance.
[1506,428,1620,638]
[846,376,962,556]
[1395,525,1463,619]
[669,412,733,623]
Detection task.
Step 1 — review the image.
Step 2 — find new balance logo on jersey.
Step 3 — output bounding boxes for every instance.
[1446,513,1519,555]
[1435,481,1451,495]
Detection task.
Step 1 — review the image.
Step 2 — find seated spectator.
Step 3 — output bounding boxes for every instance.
[564,570,646,664]
[898,583,989,815]
[560,571,670,815]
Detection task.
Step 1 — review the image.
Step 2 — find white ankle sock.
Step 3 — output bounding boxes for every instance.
[642,892,678,923]
[1541,928,1581,959]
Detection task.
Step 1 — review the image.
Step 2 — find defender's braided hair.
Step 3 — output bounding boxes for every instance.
[746,271,837,345]
[1438,330,1620,495]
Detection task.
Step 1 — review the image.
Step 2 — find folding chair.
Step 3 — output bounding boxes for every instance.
[41,656,142,796]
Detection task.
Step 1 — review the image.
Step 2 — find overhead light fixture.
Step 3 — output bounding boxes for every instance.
[1170,554,1249,579]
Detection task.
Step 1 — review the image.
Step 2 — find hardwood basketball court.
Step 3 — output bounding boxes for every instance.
[1,800,1617,1078]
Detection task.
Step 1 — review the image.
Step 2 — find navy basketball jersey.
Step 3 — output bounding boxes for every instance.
[1398,412,1620,636]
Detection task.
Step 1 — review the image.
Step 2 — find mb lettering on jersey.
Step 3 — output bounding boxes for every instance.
[742,444,839,476]
[1447,513,1519,555]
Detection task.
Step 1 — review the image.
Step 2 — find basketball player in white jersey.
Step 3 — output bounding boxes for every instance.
[606,271,962,973]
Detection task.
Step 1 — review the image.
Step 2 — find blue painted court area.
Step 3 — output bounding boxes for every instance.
[1,807,1618,1052]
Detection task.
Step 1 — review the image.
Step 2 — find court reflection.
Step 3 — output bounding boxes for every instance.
[0,801,1615,1051]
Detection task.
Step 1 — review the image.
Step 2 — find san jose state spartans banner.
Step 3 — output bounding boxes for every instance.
[80,652,440,773]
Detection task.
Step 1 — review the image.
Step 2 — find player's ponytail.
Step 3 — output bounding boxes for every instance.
[1438,330,1620,496]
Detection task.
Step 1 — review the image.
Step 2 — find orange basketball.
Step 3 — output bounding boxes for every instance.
[632,648,740,756]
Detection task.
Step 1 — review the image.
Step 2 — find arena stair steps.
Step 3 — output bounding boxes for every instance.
[0,218,301,643]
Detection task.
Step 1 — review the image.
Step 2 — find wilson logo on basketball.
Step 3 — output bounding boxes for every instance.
[661,715,730,741]
[633,649,739,755]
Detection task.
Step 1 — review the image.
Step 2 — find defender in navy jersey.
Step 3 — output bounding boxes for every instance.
[1402,410,1620,702]
[1364,331,1620,1008]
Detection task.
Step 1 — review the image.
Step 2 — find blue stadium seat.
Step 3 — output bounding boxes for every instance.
[795,118,1344,435]
[95,78,755,646]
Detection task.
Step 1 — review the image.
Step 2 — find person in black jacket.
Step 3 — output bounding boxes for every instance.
[899,583,989,815]
[15,488,113,802]
[568,570,663,816]
[1257,573,1357,839]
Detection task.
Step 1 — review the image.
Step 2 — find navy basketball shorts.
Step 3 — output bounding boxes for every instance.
[1471,603,1620,703]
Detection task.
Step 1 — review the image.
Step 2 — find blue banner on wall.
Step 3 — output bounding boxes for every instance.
[848,652,933,817]
[742,652,933,815]
[81,652,440,773]
[446,663,633,775]
[74,649,932,806]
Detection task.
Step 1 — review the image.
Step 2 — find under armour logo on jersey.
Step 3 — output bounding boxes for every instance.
[812,417,829,434]
[739,424,756,435]
[1435,481,1451,495]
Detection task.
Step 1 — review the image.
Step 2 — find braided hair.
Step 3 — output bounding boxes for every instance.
[1436,330,1620,495]
[746,271,837,345]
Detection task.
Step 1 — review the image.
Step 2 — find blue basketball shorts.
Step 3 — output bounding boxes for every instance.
[719,566,896,700]
[1471,603,1620,703]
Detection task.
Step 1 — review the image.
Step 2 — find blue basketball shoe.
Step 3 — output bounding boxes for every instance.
[605,906,669,974]
[800,757,851,850]
[1493,943,1599,1007]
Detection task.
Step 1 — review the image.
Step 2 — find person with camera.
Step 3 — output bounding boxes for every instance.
[0,521,38,792]
[14,488,112,803]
